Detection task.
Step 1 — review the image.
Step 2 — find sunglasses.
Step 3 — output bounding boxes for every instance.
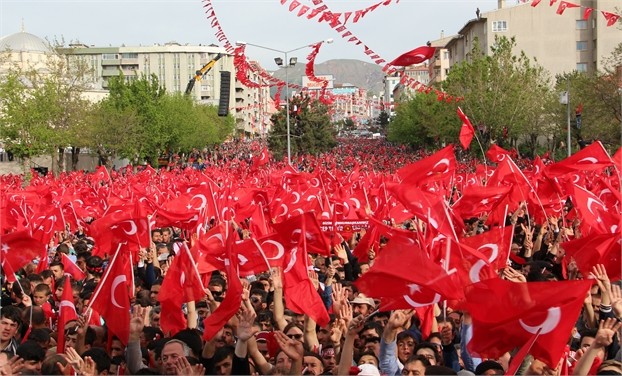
[210,290,223,297]
[287,333,303,340]
[251,297,262,304]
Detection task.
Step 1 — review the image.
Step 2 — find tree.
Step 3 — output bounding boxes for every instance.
[268,96,337,161]
[377,110,390,133]
[442,36,556,153]
[387,92,455,149]
[550,44,622,153]
[86,75,234,166]
[0,50,92,173]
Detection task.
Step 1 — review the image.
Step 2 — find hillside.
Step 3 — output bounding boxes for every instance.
[271,59,385,95]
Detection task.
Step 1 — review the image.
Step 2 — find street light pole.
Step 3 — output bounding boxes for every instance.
[284,50,291,166]
[566,79,571,157]
[236,39,333,166]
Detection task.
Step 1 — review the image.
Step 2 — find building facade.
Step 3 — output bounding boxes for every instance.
[234,61,276,138]
[446,0,621,77]
[58,42,235,107]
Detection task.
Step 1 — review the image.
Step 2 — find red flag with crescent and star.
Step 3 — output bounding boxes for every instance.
[389,46,436,66]
[56,277,79,352]
[457,107,475,150]
[465,278,591,368]
[89,245,132,345]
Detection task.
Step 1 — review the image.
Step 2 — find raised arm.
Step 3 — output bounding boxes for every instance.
[573,318,622,376]
[271,268,288,330]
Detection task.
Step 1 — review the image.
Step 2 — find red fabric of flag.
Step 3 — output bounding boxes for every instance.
[389,46,436,66]
[202,227,244,340]
[556,1,579,15]
[60,253,86,281]
[457,107,475,149]
[89,248,131,344]
[159,243,205,336]
[562,233,621,280]
[486,144,512,163]
[56,277,78,352]
[465,278,591,368]
[397,145,456,185]
[0,231,45,276]
[355,234,464,307]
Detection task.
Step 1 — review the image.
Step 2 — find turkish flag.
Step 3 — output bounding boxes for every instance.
[271,212,331,256]
[388,183,459,240]
[465,278,592,367]
[570,184,616,235]
[235,238,271,277]
[457,107,475,149]
[281,245,330,327]
[545,141,613,177]
[90,165,111,185]
[30,205,66,246]
[451,185,511,218]
[397,145,456,185]
[389,46,436,66]
[486,144,512,163]
[89,248,131,344]
[449,226,514,288]
[154,192,209,231]
[602,11,620,27]
[0,231,45,276]
[562,233,621,280]
[252,148,270,170]
[202,226,243,340]
[355,233,464,307]
[60,253,86,281]
[159,243,205,336]
[352,225,380,263]
[556,1,579,14]
[56,277,78,352]
[88,201,150,257]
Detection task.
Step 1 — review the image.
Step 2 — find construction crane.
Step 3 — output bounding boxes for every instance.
[184,53,223,95]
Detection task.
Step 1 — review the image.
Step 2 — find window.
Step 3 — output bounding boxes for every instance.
[492,21,507,32]
[576,63,588,72]
[121,53,138,58]
[102,53,118,60]
[576,41,588,51]
[576,20,587,29]
[443,51,449,60]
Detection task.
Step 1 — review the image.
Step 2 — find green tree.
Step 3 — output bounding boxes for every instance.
[268,97,337,160]
[0,51,92,172]
[442,36,555,152]
[551,45,622,152]
[377,110,390,133]
[387,92,456,148]
[86,75,234,165]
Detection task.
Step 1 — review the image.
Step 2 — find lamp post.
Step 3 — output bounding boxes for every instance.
[236,39,333,165]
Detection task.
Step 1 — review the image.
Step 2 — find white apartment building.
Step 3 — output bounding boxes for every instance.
[58,39,275,137]
[445,0,621,77]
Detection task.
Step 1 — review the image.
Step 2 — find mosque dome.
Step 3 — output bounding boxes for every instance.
[0,31,51,53]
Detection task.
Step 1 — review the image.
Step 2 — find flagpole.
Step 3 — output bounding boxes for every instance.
[86,242,124,312]
[472,131,489,186]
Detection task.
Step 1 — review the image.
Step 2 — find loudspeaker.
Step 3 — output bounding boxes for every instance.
[218,71,231,117]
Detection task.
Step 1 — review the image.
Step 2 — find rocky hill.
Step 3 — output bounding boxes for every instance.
[271,59,385,95]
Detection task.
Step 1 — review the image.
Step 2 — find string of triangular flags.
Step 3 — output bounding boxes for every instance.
[530,0,620,26]
[282,0,399,26]
[202,0,234,53]
[278,0,461,103]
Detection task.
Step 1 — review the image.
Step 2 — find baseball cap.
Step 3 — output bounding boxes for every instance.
[351,294,376,308]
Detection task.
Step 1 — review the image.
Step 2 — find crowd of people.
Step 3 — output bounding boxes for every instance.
[0,139,620,376]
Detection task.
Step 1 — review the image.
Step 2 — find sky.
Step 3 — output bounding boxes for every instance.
[0,0,505,69]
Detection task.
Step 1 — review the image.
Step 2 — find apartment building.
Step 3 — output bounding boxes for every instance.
[445,0,621,77]
[234,60,276,138]
[60,41,278,137]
